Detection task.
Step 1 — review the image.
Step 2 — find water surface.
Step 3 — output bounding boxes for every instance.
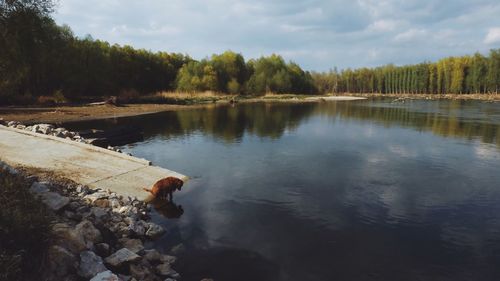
[66,99,500,281]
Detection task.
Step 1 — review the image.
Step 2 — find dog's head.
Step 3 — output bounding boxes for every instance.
[175,178,184,191]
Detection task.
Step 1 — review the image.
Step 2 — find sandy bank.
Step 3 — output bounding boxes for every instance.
[0,96,366,123]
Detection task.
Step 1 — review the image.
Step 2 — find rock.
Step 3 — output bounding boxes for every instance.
[143,249,162,263]
[118,205,138,217]
[53,220,102,252]
[67,201,81,211]
[37,123,55,134]
[78,251,108,279]
[118,274,133,281]
[118,238,144,254]
[129,263,155,280]
[128,220,147,237]
[94,198,110,208]
[84,192,109,203]
[91,207,110,221]
[160,255,177,265]
[156,263,180,278]
[90,270,120,281]
[75,220,103,248]
[64,210,82,221]
[40,191,70,211]
[145,222,165,239]
[29,181,50,194]
[104,248,141,268]
[47,245,78,278]
[7,121,19,127]
[109,198,121,209]
[95,243,111,257]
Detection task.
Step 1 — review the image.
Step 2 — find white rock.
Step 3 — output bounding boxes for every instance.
[145,222,166,239]
[90,270,120,281]
[78,251,108,279]
[40,191,70,211]
[84,192,109,203]
[104,248,141,268]
[156,263,180,278]
[118,238,144,254]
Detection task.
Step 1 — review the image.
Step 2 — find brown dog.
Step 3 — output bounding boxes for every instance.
[143,176,183,201]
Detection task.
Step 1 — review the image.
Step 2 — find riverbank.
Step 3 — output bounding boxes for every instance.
[0,161,186,281]
[0,122,199,280]
[341,93,500,101]
[0,95,366,124]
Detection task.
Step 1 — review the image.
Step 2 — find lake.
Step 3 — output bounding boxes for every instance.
[65,98,500,281]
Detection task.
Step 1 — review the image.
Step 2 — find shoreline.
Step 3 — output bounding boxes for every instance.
[1,93,497,124]
[0,95,364,124]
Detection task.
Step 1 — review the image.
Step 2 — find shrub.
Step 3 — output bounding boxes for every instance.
[0,167,53,281]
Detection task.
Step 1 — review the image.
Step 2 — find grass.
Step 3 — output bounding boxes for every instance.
[127,91,238,105]
[0,167,53,281]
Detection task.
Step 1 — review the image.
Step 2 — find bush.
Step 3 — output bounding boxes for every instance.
[0,167,53,281]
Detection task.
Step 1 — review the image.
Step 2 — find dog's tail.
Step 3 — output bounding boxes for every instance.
[143,187,153,194]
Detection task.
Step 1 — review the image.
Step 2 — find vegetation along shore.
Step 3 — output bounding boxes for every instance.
[1,1,500,108]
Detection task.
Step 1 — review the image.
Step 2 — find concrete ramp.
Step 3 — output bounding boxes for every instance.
[0,125,187,201]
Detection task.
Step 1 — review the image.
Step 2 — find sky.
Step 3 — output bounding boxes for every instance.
[53,0,500,71]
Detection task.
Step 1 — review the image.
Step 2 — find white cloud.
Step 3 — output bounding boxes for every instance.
[484,27,500,44]
[393,28,427,42]
[53,0,500,70]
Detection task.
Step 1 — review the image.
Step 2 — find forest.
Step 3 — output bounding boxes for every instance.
[1,0,500,105]
[312,50,500,95]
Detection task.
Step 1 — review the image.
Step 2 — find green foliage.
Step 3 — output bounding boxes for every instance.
[0,168,53,281]
[313,50,500,95]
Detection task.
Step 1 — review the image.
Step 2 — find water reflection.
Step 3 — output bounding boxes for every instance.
[63,99,500,281]
[151,199,184,219]
[65,99,500,147]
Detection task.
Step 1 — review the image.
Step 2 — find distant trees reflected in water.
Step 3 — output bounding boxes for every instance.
[68,100,500,147]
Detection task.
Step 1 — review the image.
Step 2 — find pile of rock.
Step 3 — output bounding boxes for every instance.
[1,162,184,281]
[3,121,126,154]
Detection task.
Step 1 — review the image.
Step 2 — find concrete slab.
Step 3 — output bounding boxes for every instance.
[0,125,187,201]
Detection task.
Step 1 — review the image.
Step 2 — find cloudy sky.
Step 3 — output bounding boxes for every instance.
[53,0,500,71]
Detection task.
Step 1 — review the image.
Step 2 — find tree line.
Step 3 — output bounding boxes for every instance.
[312,51,500,95]
[1,0,500,105]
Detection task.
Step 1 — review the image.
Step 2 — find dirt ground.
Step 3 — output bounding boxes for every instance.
[0,104,196,124]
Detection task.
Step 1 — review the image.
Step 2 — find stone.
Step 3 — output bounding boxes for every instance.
[37,123,55,134]
[104,248,141,268]
[118,206,138,217]
[143,249,162,262]
[29,181,50,194]
[129,264,155,280]
[118,238,144,254]
[145,222,165,239]
[78,251,108,279]
[160,255,177,265]
[40,191,70,211]
[64,210,82,221]
[95,243,111,257]
[109,199,121,209]
[67,201,80,211]
[128,220,147,237]
[76,220,103,247]
[47,245,78,278]
[94,198,110,208]
[91,207,110,220]
[118,274,133,281]
[156,263,180,278]
[53,221,102,252]
[84,192,109,203]
[90,270,120,281]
